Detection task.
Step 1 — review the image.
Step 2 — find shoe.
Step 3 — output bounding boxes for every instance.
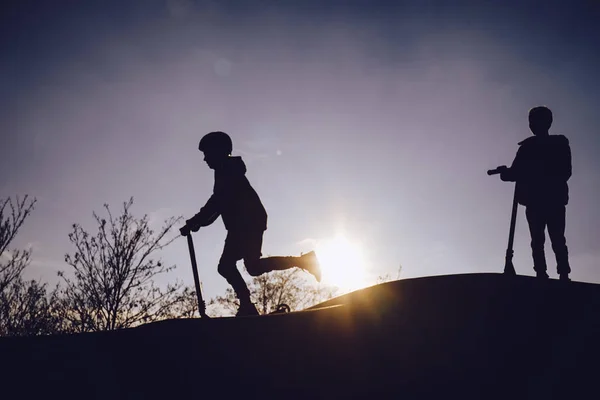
[236,302,259,317]
[559,273,571,282]
[536,271,549,279]
[299,251,322,282]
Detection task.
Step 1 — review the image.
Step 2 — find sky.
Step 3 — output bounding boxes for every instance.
[2,0,600,300]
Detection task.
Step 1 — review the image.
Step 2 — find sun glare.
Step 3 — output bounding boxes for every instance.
[315,235,368,291]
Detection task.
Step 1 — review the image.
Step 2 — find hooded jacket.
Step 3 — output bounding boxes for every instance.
[193,156,267,232]
[500,134,572,207]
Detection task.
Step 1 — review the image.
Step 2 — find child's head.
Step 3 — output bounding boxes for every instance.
[198,131,233,170]
[529,106,553,135]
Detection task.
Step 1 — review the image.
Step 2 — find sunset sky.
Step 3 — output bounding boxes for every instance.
[2,0,599,300]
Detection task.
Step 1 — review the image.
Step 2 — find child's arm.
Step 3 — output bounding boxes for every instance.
[500,147,525,182]
[558,136,572,182]
[185,195,220,232]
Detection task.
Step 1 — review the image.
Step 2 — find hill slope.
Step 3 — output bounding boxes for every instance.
[1,273,598,399]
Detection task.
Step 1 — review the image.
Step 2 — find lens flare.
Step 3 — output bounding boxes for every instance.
[315,235,368,291]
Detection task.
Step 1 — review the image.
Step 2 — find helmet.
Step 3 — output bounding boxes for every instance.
[198,131,233,154]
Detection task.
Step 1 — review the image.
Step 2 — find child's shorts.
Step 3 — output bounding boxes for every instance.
[218,229,264,273]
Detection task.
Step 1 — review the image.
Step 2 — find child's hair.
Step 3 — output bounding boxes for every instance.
[198,131,233,155]
[529,106,553,130]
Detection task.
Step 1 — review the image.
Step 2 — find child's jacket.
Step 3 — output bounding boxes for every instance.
[193,156,267,232]
[501,135,572,207]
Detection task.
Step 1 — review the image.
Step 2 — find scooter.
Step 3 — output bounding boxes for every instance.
[181,230,290,318]
[488,167,517,276]
[183,232,210,318]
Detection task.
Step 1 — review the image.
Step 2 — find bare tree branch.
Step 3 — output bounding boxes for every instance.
[0,195,37,293]
[0,278,62,336]
[58,197,184,332]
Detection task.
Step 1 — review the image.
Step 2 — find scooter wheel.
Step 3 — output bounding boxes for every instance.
[274,304,290,314]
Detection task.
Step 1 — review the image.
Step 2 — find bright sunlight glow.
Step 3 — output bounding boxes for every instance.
[315,235,368,291]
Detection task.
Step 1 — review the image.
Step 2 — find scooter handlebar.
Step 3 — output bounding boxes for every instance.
[487,166,506,176]
[179,225,191,237]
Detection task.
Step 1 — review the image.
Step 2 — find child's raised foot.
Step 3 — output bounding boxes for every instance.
[299,251,322,283]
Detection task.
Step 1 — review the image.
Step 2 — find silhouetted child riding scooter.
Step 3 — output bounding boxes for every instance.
[180,131,322,316]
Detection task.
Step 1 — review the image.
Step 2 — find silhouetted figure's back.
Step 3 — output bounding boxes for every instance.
[499,106,572,280]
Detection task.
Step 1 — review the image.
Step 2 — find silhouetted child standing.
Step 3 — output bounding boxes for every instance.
[498,107,572,280]
[180,131,321,316]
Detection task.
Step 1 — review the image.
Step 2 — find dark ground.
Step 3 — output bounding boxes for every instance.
[1,273,598,399]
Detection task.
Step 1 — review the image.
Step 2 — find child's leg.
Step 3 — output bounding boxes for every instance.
[547,205,570,276]
[241,231,321,282]
[218,233,252,304]
[525,206,548,274]
[243,232,296,274]
[247,255,320,282]
[250,256,298,274]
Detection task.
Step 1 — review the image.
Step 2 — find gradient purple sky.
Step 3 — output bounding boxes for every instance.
[2,0,599,299]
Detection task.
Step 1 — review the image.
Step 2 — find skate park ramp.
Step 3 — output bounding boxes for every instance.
[1,273,599,399]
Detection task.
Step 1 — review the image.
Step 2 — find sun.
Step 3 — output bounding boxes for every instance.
[315,235,368,291]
